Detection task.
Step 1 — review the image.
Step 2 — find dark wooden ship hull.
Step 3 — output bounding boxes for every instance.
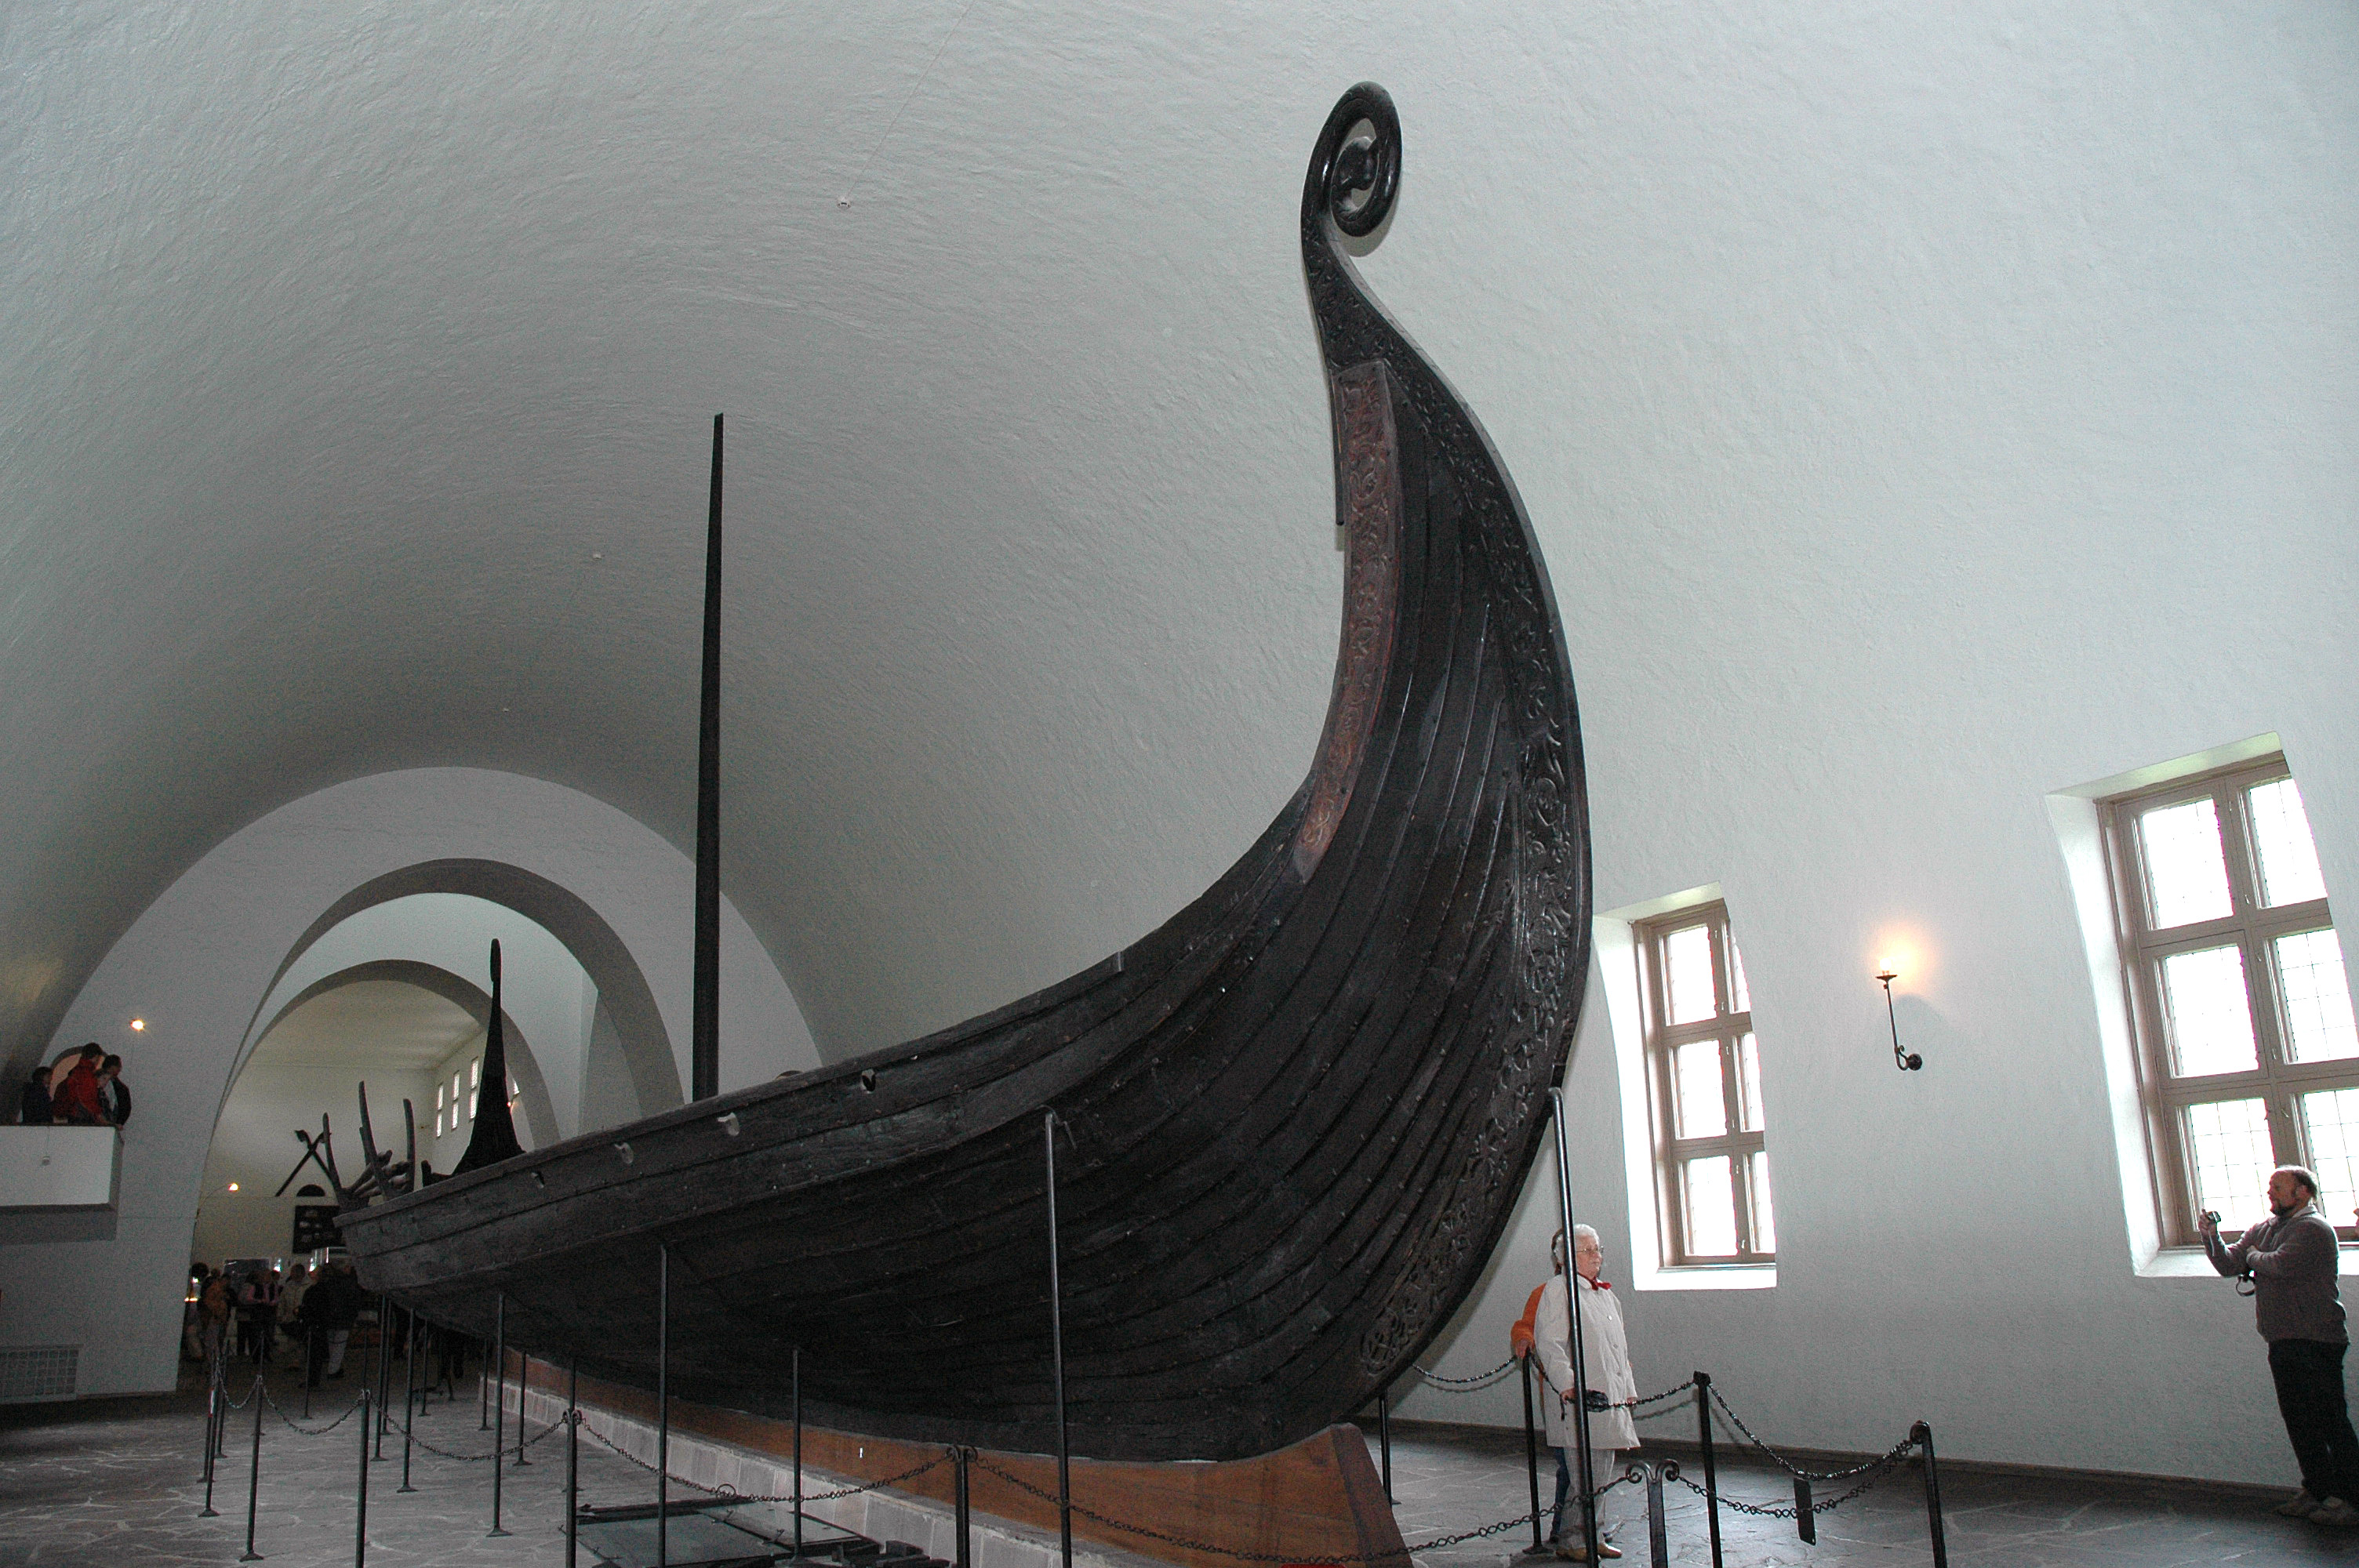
[336,84,1590,1464]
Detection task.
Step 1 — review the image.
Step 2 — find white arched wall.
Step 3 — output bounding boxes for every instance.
[247,893,634,1145]
[247,956,565,1152]
[0,767,818,1398]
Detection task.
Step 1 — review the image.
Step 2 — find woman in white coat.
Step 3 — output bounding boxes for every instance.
[1533,1225,1638,1562]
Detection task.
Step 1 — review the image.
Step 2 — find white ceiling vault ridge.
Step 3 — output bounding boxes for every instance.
[4,3,2350,1065]
[2,0,2355,1481]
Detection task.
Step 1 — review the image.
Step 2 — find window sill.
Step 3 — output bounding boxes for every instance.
[2139,1246,2359,1279]
[1632,1262,1776,1292]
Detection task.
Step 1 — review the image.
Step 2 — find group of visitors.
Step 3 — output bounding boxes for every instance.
[1501,1168,2359,1556]
[16,1043,131,1126]
[189,1256,369,1388]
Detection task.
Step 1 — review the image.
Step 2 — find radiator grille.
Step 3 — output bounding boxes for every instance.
[0,1345,78,1401]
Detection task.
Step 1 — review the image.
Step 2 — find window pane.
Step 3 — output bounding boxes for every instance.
[2278,930,2359,1064]
[1665,925,1717,1025]
[2250,779,2328,909]
[2185,1098,2276,1225]
[1682,1156,1738,1258]
[1744,1151,1776,1254]
[2160,946,2259,1076]
[2140,797,2234,929]
[1673,1040,1728,1138]
[2301,1088,2359,1226]
[471,1058,482,1088]
[1735,1033,1763,1132]
[1731,942,1751,1015]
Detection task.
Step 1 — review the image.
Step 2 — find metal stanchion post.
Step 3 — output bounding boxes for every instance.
[1695,1371,1722,1568]
[1914,1421,1948,1568]
[354,1390,371,1568]
[1377,1391,1392,1502]
[1640,1462,1671,1568]
[657,1243,671,1568]
[1793,1477,1816,1544]
[398,1314,417,1494]
[954,1446,972,1568]
[304,1331,314,1420]
[1521,1357,1543,1552]
[792,1347,803,1559]
[566,1361,580,1568]
[488,1296,509,1537]
[1547,1088,1601,1568]
[515,1354,532,1465]
[1044,1112,1072,1568]
[242,1371,266,1560]
[373,1298,392,1459]
[201,1366,222,1516]
[480,1334,491,1429]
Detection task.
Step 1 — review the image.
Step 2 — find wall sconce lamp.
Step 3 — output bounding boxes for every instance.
[1876,971,1923,1072]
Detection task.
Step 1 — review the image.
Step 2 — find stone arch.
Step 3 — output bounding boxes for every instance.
[247,958,563,1151]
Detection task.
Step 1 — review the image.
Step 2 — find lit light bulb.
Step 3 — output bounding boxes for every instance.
[129,1018,144,1031]
[227,1181,240,1192]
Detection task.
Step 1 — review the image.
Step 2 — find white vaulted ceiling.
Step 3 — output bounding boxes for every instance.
[2,1,2353,1076]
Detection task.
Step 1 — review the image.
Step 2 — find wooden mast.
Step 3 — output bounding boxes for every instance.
[692,413,723,1101]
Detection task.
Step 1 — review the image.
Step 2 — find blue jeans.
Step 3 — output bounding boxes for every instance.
[1553,1446,1616,1544]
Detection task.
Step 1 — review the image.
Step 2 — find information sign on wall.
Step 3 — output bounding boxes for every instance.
[292,1205,341,1253]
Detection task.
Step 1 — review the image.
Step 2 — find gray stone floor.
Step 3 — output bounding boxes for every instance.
[3,1363,2356,1566]
[0,1359,649,1566]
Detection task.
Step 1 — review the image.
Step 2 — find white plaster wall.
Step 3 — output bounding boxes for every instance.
[255,893,591,1142]
[0,768,817,1396]
[191,1062,435,1267]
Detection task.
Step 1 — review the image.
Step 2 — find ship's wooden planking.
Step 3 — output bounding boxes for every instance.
[336,82,1590,1464]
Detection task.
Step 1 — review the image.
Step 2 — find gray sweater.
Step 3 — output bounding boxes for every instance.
[2207,1203,2347,1345]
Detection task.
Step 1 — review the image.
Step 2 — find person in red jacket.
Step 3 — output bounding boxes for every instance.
[49,1045,105,1124]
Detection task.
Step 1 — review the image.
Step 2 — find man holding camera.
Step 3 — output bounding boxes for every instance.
[2201,1165,2357,1526]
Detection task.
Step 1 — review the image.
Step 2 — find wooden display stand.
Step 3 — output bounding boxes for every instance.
[523,1361,1405,1568]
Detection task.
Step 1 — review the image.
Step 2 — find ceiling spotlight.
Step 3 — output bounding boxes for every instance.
[227,1181,240,1192]
[129,1018,144,1031]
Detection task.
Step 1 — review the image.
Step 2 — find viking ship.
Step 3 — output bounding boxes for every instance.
[333,82,1590,1465]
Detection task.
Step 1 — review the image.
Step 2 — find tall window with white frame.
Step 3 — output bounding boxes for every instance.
[1636,902,1775,1265]
[2106,757,2359,1245]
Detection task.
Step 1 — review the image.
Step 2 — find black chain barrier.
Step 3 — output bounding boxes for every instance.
[969,1452,1637,1565]
[262,1387,367,1436]
[1675,1431,1921,1520]
[208,1354,1944,1565]
[1707,1385,1906,1483]
[409,1413,568,1463]
[571,1412,948,1504]
[1411,1357,1518,1389]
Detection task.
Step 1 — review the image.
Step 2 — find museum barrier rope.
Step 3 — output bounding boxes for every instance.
[261,1385,367,1436]
[201,1358,1948,1568]
[969,1450,1641,1565]
[572,1412,951,1505]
